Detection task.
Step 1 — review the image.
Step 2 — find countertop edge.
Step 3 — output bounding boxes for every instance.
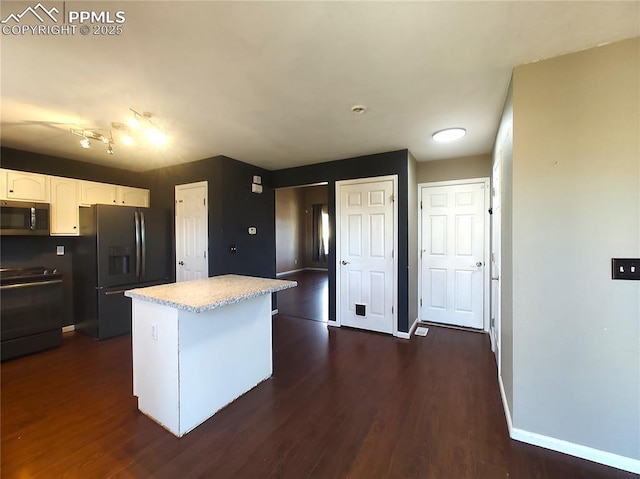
[124,281,296,313]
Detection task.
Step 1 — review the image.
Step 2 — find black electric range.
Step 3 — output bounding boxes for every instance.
[1,267,64,361]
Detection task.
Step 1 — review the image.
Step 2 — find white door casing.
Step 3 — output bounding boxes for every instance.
[419,179,489,330]
[336,176,397,335]
[491,151,503,369]
[175,181,209,282]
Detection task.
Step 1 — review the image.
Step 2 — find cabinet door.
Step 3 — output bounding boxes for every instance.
[80,181,118,206]
[117,186,150,207]
[6,171,49,202]
[50,177,80,235]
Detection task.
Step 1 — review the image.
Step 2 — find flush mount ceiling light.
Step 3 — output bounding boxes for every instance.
[351,105,367,115]
[432,127,467,143]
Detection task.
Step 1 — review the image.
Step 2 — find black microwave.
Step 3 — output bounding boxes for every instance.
[0,200,50,236]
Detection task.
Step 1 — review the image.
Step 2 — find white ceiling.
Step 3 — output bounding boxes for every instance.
[1,1,638,172]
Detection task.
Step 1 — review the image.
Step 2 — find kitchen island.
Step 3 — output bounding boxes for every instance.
[125,274,296,437]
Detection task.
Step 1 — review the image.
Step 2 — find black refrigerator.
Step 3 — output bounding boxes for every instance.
[74,204,172,340]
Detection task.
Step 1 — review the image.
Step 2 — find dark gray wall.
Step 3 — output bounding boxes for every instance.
[145,155,275,281]
[272,149,410,333]
[0,147,148,326]
[1,148,276,323]
[0,147,147,187]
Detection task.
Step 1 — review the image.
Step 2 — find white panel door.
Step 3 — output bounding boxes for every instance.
[175,181,209,282]
[337,177,395,334]
[420,182,486,329]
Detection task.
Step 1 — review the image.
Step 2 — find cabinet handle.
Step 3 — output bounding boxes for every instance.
[8,189,13,193]
[113,200,116,203]
[73,226,77,229]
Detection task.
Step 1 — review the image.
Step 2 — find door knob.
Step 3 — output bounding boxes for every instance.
[475,262,483,267]
[178,261,185,266]
[341,260,350,265]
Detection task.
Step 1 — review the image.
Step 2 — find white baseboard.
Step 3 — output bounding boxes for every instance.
[498,374,639,474]
[62,325,75,333]
[277,267,328,277]
[276,269,304,277]
[395,318,419,340]
[498,373,513,434]
[510,428,640,474]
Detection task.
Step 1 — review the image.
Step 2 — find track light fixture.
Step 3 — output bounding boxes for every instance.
[71,128,115,154]
[71,108,168,155]
[128,108,168,147]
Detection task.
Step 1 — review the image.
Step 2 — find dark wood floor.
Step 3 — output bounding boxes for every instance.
[276,270,328,322]
[2,313,635,477]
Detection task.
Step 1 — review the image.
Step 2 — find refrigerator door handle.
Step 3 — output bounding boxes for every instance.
[140,211,146,278]
[134,211,141,280]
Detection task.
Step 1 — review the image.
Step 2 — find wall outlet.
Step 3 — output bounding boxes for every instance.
[612,258,640,280]
[151,324,158,341]
[56,245,64,256]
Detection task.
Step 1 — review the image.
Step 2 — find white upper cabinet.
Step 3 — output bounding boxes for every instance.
[0,170,7,200]
[79,181,118,206]
[117,186,150,207]
[49,176,80,236]
[5,170,50,202]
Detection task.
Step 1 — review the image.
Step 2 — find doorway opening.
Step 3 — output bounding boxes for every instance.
[275,184,329,322]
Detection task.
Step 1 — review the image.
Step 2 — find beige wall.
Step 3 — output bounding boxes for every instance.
[276,185,329,273]
[302,185,329,269]
[417,154,492,183]
[275,187,303,273]
[512,37,639,459]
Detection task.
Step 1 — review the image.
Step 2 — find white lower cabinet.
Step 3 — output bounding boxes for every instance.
[50,177,79,235]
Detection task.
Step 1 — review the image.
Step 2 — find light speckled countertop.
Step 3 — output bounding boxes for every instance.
[124,274,297,313]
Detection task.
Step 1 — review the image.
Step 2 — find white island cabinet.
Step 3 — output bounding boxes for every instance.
[125,275,296,437]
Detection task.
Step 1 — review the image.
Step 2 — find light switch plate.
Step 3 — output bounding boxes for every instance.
[56,245,64,255]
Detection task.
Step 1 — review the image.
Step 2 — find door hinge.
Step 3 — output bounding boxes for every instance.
[420,298,423,307]
[203,198,206,206]
[391,194,395,203]
[420,201,422,209]
[204,250,207,258]
[392,306,394,314]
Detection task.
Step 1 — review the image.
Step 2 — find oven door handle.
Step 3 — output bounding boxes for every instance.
[0,279,63,290]
[103,289,129,296]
